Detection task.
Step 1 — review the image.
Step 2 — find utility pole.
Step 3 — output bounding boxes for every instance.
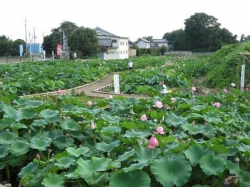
[33,28,36,53]
[24,19,28,54]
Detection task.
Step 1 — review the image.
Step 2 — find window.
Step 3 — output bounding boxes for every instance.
[120,51,122,54]
[120,42,122,45]
[112,40,117,43]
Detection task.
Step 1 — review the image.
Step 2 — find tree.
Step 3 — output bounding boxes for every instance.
[159,45,167,55]
[42,21,79,55]
[143,36,153,42]
[68,27,98,58]
[219,28,238,45]
[163,29,188,50]
[184,13,221,52]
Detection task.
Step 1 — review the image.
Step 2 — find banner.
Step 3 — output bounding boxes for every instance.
[19,44,23,56]
[57,44,61,56]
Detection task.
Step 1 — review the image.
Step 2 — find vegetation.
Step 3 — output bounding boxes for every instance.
[0,36,25,56]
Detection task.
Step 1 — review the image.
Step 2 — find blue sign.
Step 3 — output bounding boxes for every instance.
[19,44,23,57]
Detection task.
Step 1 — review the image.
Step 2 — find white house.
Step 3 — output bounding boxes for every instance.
[151,39,169,50]
[95,27,129,60]
[135,38,151,49]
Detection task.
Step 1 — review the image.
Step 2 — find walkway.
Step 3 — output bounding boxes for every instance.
[27,73,149,99]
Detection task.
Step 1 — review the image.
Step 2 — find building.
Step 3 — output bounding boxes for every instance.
[95,27,129,60]
[135,38,151,49]
[151,39,169,50]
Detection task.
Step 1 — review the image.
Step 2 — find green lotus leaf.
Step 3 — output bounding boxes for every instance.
[75,108,94,119]
[42,173,65,187]
[192,185,210,187]
[150,155,192,187]
[3,105,22,121]
[165,111,187,127]
[0,145,9,158]
[101,126,122,135]
[181,123,205,135]
[0,162,5,170]
[133,147,161,163]
[76,157,112,184]
[70,131,86,140]
[157,136,176,146]
[191,104,207,112]
[121,121,145,130]
[110,170,150,187]
[39,109,60,122]
[240,170,250,187]
[100,113,119,123]
[184,144,214,166]
[10,122,27,130]
[66,147,90,157]
[123,161,149,172]
[24,100,44,108]
[197,95,215,103]
[118,149,135,161]
[60,119,80,131]
[150,110,166,120]
[96,140,120,152]
[31,119,47,127]
[123,130,151,138]
[7,154,27,166]
[30,136,52,151]
[55,156,76,169]
[203,111,222,124]
[53,135,74,150]
[18,162,39,178]
[238,143,250,152]
[199,154,226,176]
[0,131,18,145]
[10,139,30,156]
[20,108,38,119]
[226,160,240,176]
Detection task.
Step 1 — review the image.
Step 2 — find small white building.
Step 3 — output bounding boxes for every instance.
[151,39,169,49]
[135,38,151,49]
[95,27,129,60]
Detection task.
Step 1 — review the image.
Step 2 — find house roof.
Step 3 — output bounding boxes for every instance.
[137,38,151,43]
[152,39,168,43]
[95,27,117,37]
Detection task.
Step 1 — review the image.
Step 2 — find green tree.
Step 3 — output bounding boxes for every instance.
[184,13,221,52]
[68,27,98,58]
[163,29,188,50]
[12,39,26,56]
[219,28,238,45]
[143,36,153,42]
[0,35,13,56]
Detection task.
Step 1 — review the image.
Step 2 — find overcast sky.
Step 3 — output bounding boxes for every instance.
[1,0,250,43]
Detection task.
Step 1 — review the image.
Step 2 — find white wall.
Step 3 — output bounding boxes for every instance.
[137,41,150,48]
[118,38,129,59]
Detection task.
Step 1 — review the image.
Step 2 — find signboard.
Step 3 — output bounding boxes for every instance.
[240,65,245,91]
[19,44,23,56]
[114,74,120,94]
[57,44,61,56]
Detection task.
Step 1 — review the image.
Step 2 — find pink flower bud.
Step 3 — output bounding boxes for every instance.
[154,126,165,134]
[147,137,158,148]
[214,102,221,108]
[141,114,147,121]
[36,153,40,160]
[87,101,92,106]
[57,89,63,94]
[231,83,236,87]
[191,87,196,91]
[223,88,228,93]
[90,122,96,129]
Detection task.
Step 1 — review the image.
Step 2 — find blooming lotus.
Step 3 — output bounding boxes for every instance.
[231,83,236,87]
[155,101,163,108]
[214,102,221,108]
[147,137,158,148]
[87,101,92,106]
[57,89,63,94]
[154,126,165,134]
[223,88,228,93]
[191,87,196,91]
[141,114,147,121]
[90,122,96,129]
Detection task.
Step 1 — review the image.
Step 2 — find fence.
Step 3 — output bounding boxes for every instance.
[165,51,214,56]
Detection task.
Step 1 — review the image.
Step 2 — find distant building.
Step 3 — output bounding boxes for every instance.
[26,43,42,53]
[95,27,129,60]
[135,38,151,49]
[151,39,168,50]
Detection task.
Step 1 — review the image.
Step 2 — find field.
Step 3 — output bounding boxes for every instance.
[1,43,250,187]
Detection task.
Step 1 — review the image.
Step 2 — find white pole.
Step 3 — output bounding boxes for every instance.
[240,65,245,92]
[114,74,120,94]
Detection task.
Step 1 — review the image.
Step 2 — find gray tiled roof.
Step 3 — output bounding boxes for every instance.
[152,39,168,43]
[95,27,117,37]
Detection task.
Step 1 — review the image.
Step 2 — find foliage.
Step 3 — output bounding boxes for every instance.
[68,27,98,58]
[163,29,188,51]
[204,42,250,88]
[0,35,25,56]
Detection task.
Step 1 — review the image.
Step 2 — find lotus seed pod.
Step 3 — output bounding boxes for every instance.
[235,158,240,163]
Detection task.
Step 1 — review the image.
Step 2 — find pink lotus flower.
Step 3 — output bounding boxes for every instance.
[57,89,63,94]
[204,91,208,95]
[214,102,221,108]
[109,95,113,99]
[36,153,40,160]
[231,83,236,87]
[154,126,165,134]
[155,101,163,108]
[147,137,158,148]
[223,88,228,93]
[159,82,163,85]
[90,122,96,129]
[141,114,147,121]
[191,87,196,91]
[87,101,92,106]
